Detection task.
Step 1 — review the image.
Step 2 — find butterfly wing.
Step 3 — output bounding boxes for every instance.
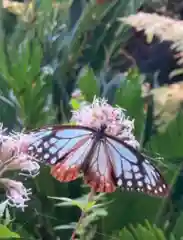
[27,125,169,196]
[105,136,169,197]
[76,136,168,196]
[27,125,96,182]
[81,140,117,193]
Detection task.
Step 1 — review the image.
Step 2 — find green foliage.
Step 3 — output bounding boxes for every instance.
[149,112,183,159]
[0,38,54,129]
[0,0,183,240]
[114,68,145,139]
[78,66,100,102]
[115,221,177,240]
[0,224,20,239]
[49,192,108,239]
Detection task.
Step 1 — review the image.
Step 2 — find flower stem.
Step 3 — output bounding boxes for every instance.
[71,188,95,240]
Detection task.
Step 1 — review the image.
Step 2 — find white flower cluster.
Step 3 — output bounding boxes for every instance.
[71,97,139,149]
[0,124,40,211]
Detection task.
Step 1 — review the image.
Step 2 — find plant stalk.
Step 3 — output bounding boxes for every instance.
[71,188,96,240]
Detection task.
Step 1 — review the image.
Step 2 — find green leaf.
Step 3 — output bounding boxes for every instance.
[78,66,99,102]
[0,224,20,238]
[119,227,134,240]
[70,99,81,110]
[114,68,145,138]
[49,196,86,210]
[54,223,76,231]
[83,201,96,212]
[48,196,73,202]
[149,112,183,159]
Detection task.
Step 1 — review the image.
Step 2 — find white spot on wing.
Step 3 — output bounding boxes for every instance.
[117,179,123,186]
[44,142,49,148]
[127,180,132,187]
[44,153,50,160]
[37,147,43,153]
[50,157,57,164]
[137,181,143,187]
[49,146,57,154]
[147,185,152,190]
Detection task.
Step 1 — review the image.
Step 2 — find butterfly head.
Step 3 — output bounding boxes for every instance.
[98,124,107,134]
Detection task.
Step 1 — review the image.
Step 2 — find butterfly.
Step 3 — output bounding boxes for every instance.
[27,125,169,197]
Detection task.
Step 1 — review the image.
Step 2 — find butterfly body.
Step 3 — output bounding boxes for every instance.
[27,125,169,196]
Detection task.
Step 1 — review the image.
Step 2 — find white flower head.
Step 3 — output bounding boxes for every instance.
[0,179,31,211]
[0,125,40,211]
[71,97,140,149]
[0,129,40,177]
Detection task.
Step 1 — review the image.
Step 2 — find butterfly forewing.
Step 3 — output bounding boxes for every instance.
[106,137,169,197]
[28,127,93,165]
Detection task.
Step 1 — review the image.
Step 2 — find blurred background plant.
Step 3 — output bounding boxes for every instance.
[0,0,183,239]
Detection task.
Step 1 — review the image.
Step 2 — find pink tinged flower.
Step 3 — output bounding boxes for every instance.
[0,130,40,177]
[7,153,40,177]
[0,125,40,211]
[71,97,140,149]
[0,179,31,211]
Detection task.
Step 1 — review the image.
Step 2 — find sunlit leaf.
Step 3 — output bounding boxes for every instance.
[83,201,96,212]
[0,224,20,238]
[70,99,81,110]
